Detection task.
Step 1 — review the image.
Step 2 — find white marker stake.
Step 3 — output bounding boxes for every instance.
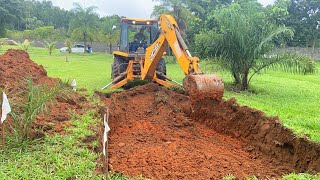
[71,79,77,91]
[1,92,11,148]
[1,92,11,123]
[103,109,110,178]
[103,112,110,156]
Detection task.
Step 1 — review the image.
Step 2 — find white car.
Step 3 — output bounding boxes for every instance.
[60,44,90,53]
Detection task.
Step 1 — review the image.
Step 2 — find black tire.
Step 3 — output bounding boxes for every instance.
[111,56,127,80]
[156,58,167,80]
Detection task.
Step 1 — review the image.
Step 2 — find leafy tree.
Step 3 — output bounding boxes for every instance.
[21,0,73,30]
[0,38,8,50]
[65,39,72,54]
[152,0,232,49]
[25,17,44,30]
[7,26,67,42]
[152,0,193,37]
[184,0,232,21]
[69,2,99,52]
[12,39,32,51]
[23,30,33,39]
[195,1,315,90]
[42,41,57,55]
[105,30,120,53]
[266,0,290,26]
[285,0,320,49]
[31,26,55,40]
[101,15,121,53]
[0,0,24,36]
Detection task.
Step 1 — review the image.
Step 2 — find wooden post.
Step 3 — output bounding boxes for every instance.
[1,122,4,148]
[103,148,107,179]
[66,53,69,62]
[106,140,109,180]
[106,108,109,180]
[103,109,110,180]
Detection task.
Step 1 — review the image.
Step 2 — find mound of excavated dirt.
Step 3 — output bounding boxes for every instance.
[99,83,320,179]
[0,49,58,92]
[0,49,89,137]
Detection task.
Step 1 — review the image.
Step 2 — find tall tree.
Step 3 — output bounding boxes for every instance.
[183,0,232,48]
[152,0,193,37]
[285,0,320,49]
[266,0,290,26]
[25,0,73,29]
[195,1,315,90]
[101,15,121,53]
[69,2,99,52]
[25,17,44,30]
[185,0,232,21]
[0,0,24,36]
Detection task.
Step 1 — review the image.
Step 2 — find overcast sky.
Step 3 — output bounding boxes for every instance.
[45,0,276,18]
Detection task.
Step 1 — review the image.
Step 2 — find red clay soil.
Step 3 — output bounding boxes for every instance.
[100,83,320,179]
[0,49,58,92]
[0,49,88,137]
[32,94,89,137]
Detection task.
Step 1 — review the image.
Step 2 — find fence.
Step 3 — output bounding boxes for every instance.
[7,39,117,53]
[274,47,320,60]
[6,39,320,60]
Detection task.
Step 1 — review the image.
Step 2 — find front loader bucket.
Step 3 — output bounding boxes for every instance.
[183,74,224,100]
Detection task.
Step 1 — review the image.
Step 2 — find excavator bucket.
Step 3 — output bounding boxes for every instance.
[183,74,224,100]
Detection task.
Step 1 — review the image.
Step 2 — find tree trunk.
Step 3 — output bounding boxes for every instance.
[312,39,316,58]
[84,32,87,54]
[240,69,249,91]
[232,72,241,85]
[109,43,112,54]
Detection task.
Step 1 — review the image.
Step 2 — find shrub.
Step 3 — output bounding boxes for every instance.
[11,39,32,51]
[42,41,57,55]
[65,39,72,54]
[10,80,69,142]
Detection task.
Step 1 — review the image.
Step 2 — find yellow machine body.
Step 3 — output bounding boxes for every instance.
[107,14,224,99]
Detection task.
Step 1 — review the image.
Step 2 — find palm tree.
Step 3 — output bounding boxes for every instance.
[101,16,121,53]
[195,2,316,90]
[69,2,99,52]
[183,0,232,21]
[152,0,193,38]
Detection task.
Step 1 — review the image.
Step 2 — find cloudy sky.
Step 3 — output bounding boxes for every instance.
[45,0,276,18]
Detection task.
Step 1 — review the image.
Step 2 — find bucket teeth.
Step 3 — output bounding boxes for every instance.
[183,74,224,100]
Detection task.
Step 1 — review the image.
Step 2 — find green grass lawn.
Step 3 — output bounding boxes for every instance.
[0,46,319,179]
[224,69,320,141]
[0,111,102,179]
[5,46,317,142]
[11,46,114,94]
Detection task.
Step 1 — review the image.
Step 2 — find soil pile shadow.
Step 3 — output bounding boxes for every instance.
[0,49,89,137]
[100,83,320,179]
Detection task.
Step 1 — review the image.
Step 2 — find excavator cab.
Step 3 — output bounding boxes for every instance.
[111,18,167,84]
[118,18,158,54]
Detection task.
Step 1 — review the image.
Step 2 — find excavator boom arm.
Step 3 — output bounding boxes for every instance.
[142,15,198,80]
[142,14,224,100]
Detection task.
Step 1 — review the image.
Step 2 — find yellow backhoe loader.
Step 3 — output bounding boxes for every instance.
[102,14,224,99]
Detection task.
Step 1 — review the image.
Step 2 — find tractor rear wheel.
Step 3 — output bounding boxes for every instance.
[111,56,127,80]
